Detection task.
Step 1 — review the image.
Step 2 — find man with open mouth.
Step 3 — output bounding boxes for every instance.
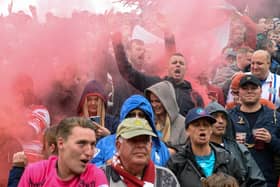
[112,32,204,117]
[18,117,108,187]
[167,107,244,187]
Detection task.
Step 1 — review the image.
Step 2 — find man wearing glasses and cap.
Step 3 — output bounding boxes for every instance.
[167,107,244,187]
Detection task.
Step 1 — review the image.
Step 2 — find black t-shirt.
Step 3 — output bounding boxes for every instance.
[241,106,263,129]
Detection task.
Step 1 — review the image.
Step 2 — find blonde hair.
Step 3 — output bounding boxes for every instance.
[82,95,106,127]
[156,114,171,143]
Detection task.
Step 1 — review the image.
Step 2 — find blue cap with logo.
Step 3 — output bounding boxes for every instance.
[185,107,216,129]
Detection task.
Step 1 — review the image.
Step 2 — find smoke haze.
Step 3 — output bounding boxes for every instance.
[0,0,279,185]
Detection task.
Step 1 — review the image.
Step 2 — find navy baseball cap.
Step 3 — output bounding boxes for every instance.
[185,107,216,129]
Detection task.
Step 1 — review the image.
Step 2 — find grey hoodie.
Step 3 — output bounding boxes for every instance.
[206,101,235,140]
[145,81,186,148]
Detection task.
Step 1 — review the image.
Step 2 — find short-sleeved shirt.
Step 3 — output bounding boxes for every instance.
[18,156,108,187]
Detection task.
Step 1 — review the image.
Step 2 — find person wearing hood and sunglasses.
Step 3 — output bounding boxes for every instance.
[91,95,170,167]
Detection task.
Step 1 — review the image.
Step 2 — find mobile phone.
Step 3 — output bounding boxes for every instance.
[89,116,100,124]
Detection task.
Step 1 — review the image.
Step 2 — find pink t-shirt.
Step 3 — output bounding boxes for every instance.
[18,156,108,187]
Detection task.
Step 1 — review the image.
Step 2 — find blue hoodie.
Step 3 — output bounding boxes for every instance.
[91,95,170,166]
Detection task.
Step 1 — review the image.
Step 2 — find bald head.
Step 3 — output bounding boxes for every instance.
[250,50,271,80]
[254,50,271,62]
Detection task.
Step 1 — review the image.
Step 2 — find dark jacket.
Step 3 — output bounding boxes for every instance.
[270,58,280,75]
[212,140,266,187]
[112,32,204,116]
[229,105,280,187]
[167,142,244,187]
[1,133,23,187]
[8,167,25,187]
[107,31,175,118]
[206,102,266,186]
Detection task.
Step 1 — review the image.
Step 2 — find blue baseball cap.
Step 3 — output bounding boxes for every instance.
[185,107,216,129]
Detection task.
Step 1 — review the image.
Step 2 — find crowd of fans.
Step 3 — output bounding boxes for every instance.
[1,2,280,187]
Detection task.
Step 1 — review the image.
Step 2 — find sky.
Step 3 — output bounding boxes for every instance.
[0,0,134,21]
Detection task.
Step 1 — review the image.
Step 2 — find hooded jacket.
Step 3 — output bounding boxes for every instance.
[77,80,107,114]
[206,102,266,187]
[206,101,236,140]
[77,80,118,134]
[145,81,186,148]
[91,95,170,166]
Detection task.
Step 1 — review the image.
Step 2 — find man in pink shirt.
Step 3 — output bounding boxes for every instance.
[18,117,108,187]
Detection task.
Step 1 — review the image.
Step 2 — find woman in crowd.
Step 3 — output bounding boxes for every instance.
[77,80,119,140]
